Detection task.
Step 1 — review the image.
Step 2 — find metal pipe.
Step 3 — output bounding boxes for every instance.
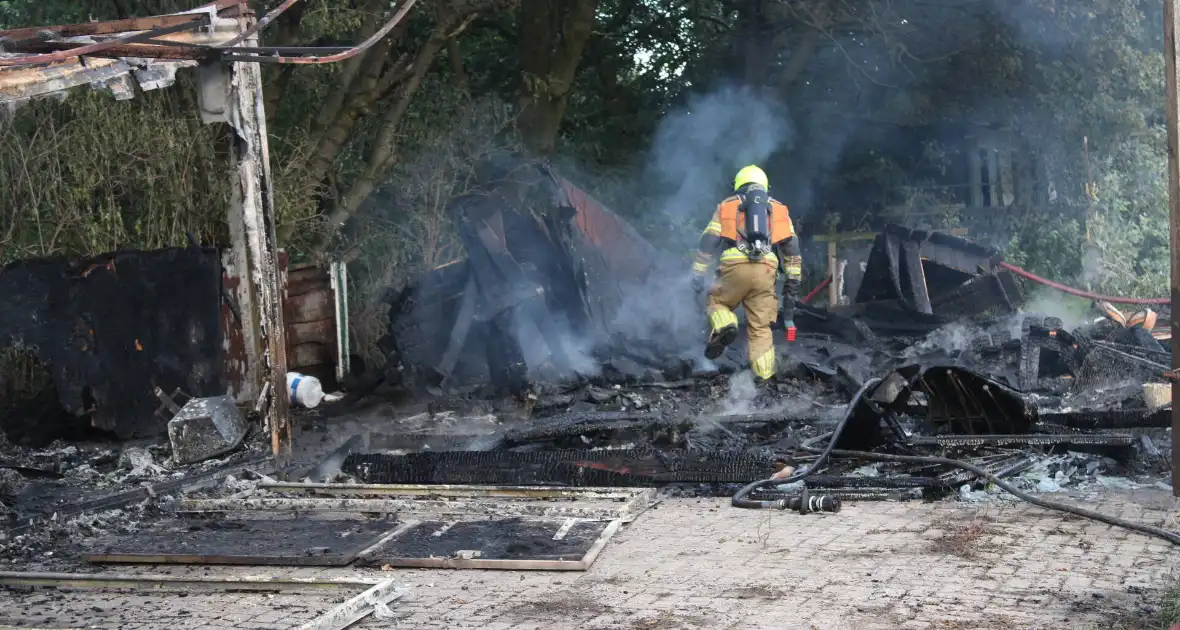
[219,0,303,48]
[219,0,418,65]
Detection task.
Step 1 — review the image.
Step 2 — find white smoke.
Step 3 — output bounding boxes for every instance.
[593,86,798,359]
[718,371,759,415]
[1021,287,1094,330]
[648,85,796,226]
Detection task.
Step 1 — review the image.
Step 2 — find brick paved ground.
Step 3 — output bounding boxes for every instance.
[2,488,1178,629]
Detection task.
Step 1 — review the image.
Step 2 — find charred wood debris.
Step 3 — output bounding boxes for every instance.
[334,158,1173,512]
[0,158,1175,558]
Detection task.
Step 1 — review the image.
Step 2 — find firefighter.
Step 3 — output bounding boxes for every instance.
[690,165,802,381]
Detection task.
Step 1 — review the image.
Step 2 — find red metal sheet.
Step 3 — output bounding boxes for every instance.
[558,177,662,281]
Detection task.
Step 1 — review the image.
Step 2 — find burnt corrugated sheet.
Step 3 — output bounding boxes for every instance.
[0,247,223,440]
[558,177,664,283]
[388,259,494,385]
[555,176,676,336]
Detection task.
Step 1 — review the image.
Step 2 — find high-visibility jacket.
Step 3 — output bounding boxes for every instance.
[700,194,796,269]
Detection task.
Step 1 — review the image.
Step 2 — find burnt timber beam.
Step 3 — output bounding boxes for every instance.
[0,571,381,593]
[208,18,290,464]
[0,14,205,40]
[1166,0,1180,497]
[4,40,210,61]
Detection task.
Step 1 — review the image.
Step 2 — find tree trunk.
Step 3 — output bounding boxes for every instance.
[296,0,407,184]
[302,36,401,196]
[741,0,766,85]
[261,0,308,117]
[447,39,468,90]
[314,3,506,253]
[778,0,831,92]
[515,0,599,156]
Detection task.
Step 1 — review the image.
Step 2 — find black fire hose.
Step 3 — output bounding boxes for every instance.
[731,376,1180,546]
[731,378,881,510]
[808,448,1180,546]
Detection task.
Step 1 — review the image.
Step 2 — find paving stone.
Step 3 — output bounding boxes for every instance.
[2,492,1179,629]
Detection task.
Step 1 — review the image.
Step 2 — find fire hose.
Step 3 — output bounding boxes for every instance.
[732,381,1180,546]
[801,276,831,305]
[998,262,1167,305]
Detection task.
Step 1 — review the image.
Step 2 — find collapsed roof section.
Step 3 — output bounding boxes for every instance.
[800,224,1024,341]
[0,1,249,113]
[386,156,680,391]
[383,154,1049,390]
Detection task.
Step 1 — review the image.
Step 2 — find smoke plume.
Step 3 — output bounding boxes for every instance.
[647,85,796,230]
[589,86,799,361]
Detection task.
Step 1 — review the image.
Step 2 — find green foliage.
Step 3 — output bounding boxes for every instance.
[0,84,231,264]
[1,0,1177,367]
[1084,130,1169,298]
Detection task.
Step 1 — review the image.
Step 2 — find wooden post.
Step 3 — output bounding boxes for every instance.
[1164,0,1180,496]
[836,259,847,305]
[223,22,291,466]
[968,141,984,208]
[827,238,838,306]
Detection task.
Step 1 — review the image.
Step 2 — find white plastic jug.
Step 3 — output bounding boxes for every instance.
[286,372,324,409]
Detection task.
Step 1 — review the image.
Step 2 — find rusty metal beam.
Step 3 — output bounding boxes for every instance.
[0,15,211,66]
[1166,0,1180,497]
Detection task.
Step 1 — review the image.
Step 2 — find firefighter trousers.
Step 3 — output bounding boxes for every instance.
[706,260,778,380]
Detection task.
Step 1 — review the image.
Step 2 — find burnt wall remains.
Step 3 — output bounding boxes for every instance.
[0,247,223,443]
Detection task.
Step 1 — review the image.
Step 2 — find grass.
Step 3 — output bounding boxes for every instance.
[928,519,998,560]
[1091,579,1180,630]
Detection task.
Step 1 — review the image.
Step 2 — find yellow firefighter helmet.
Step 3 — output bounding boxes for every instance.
[734,165,769,191]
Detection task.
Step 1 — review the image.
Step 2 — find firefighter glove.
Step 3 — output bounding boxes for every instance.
[691,273,706,294]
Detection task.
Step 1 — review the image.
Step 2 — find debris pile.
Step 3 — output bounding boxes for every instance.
[0,161,1175,569]
[332,204,1173,506]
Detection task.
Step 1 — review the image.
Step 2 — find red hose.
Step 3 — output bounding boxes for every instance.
[802,275,831,304]
[998,262,1169,306]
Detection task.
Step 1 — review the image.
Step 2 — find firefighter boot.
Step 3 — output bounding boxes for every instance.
[705,308,739,360]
